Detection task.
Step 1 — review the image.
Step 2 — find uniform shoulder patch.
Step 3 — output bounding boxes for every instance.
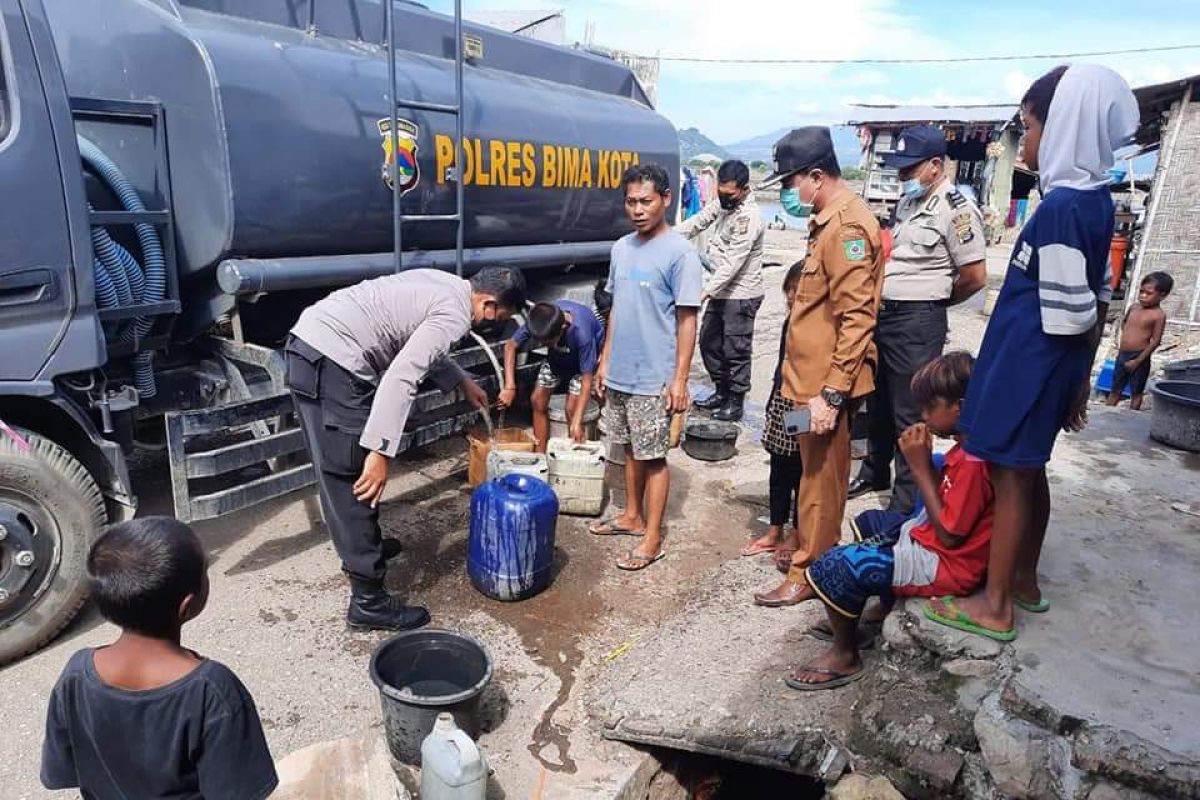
[843,238,868,261]
[947,189,968,210]
[951,210,975,244]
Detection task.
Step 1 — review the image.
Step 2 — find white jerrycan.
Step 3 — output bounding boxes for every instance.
[420,713,488,800]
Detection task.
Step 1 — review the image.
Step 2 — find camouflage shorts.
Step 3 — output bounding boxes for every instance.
[536,362,582,395]
[603,389,671,461]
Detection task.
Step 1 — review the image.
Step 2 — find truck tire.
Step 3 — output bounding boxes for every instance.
[0,428,106,666]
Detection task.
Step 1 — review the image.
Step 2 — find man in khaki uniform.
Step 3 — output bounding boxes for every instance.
[848,125,987,514]
[677,159,765,421]
[750,127,884,607]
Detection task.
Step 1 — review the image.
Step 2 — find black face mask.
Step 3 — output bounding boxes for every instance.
[718,192,743,211]
[474,319,505,336]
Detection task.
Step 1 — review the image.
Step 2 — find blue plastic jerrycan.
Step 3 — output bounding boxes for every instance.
[468,473,558,601]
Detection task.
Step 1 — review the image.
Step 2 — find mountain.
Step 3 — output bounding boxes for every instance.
[677,127,732,162]
[725,125,863,169]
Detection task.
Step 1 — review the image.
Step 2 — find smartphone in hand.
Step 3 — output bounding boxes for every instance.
[783,407,812,436]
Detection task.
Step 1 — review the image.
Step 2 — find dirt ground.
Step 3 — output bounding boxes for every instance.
[0,242,810,798]
[3,233,1196,798]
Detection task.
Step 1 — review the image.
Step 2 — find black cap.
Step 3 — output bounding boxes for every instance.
[881,125,947,169]
[759,127,837,188]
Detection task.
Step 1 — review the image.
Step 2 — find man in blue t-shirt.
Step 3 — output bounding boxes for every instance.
[590,163,703,572]
[500,300,604,451]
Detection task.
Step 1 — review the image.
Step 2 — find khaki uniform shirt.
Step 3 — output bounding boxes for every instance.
[884,179,986,301]
[782,190,883,403]
[675,196,765,300]
[291,269,471,457]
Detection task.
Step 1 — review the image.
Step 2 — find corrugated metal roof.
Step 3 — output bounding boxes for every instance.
[846,104,1018,125]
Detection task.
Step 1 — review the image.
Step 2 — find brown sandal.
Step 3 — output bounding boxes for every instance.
[741,537,779,557]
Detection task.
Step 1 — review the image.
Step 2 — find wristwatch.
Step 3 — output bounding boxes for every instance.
[820,387,846,409]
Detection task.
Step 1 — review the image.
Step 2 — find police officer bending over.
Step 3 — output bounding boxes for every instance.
[677,159,766,422]
[285,267,526,630]
[848,125,987,513]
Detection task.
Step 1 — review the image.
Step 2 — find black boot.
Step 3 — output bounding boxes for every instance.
[695,383,727,411]
[347,577,430,631]
[713,392,745,422]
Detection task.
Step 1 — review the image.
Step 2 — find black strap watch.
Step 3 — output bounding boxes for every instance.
[820,387,846,409]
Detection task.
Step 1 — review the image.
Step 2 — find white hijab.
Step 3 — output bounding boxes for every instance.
[1038,64,1140,193]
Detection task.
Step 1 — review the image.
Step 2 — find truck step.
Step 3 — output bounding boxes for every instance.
[165,361,540,522]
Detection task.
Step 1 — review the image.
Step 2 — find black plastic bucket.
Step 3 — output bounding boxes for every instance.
[369,629,494,765]
[682,420,739,462]
[1163,358,1200,383]
[1149,381,1200,452]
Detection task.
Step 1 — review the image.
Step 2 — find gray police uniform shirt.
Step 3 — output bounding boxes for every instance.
[675,196,765,300]
[884,179,986,301]
[291,269,471,457]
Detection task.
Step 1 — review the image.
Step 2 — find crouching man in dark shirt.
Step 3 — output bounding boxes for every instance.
[41,517,277,800]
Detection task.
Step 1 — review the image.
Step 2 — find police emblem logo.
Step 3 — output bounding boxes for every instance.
[843,239,867,261]
[377,117,420,194]
[952,210,975,244]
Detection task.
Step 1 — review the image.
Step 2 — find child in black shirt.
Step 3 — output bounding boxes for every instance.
[41,517,278,800]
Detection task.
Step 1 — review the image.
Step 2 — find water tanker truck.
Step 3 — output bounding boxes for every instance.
[0,0,678,664]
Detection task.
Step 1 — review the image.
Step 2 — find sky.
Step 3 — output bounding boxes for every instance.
[427,0,1200,145]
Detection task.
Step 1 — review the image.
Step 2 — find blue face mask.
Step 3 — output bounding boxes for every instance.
[901,177,928,201]
[780,187,813,218]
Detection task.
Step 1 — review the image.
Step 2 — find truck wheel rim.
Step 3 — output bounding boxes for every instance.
[0,494,62,626]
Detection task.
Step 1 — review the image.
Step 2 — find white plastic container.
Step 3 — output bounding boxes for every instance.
[486,450,549,482]
[420,713,488,800]
[546,438,606,516]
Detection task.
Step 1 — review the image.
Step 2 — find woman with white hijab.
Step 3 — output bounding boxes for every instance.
[925,64,1139,641]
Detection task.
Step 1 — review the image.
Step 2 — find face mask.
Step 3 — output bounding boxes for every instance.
[901,178,927,200]
[718,192,743,211]
[901,162,934,201]
[780,188,813,218]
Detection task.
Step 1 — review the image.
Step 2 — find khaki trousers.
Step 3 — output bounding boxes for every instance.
[788,404,854,584]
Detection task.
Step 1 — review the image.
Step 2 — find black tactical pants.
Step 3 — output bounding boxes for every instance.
[285,337,386,582]
[699,296,763,395]
[856,300,948,516]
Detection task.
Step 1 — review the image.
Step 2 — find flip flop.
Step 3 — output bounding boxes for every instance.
[1015,597,1051,613]
[785,666,866,692]
[741,538,779,557]
[804,621,878,650]
[589,517,644,536]
[616,550,665,571]
[923,597,1016,642]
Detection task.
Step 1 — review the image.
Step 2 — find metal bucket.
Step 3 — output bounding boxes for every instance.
[547,395,601,441]
[369,629,494,765]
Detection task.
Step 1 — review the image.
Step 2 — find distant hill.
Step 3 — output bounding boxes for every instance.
[725,125,863,170]
[678,127,732,162]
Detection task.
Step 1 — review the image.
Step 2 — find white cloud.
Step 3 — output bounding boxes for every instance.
[1003,70,1033,101]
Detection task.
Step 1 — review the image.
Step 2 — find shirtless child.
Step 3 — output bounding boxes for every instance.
[1108,272,1172,410]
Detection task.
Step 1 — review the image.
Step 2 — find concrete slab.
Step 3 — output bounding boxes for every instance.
[592,556,856,776]
[1001,407,1200,760]
[594,403,1200,796]
[273,733,409,800]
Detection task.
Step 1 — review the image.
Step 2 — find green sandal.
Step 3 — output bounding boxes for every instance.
[1015,597,1051,613]
[924,597,1016,642]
